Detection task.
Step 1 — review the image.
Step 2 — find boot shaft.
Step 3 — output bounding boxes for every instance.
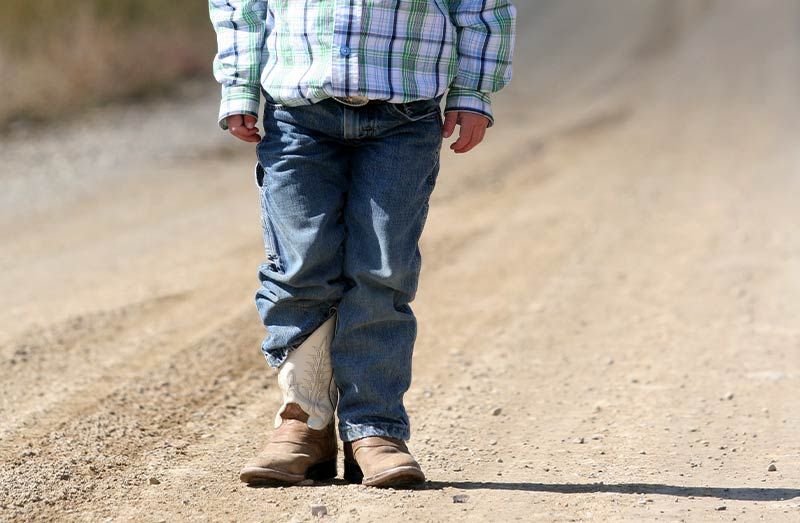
[275,313,338,430]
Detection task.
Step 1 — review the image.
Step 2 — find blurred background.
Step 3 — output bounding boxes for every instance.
[1,1,798,522]
[0,0,214,128]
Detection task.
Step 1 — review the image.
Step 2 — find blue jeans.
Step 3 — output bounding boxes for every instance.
[254,96,443,442]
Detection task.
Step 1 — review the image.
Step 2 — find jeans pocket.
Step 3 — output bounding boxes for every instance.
[386,97,442,123]
[254,161,266,188]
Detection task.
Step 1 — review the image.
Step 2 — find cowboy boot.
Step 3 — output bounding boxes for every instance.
[344,436,425,488]
[239,314,339,485]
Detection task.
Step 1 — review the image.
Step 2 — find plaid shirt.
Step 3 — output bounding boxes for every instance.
[210,0,516,129]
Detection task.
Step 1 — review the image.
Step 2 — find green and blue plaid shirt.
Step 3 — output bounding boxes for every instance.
[210,0,516,129]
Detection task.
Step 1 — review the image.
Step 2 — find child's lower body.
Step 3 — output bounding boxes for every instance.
[239,96,443,487]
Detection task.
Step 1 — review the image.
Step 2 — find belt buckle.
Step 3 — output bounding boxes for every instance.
[334,95,370,107]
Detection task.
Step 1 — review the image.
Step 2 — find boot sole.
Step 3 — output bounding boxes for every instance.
[240,458,337,486]
[344,460,425,488]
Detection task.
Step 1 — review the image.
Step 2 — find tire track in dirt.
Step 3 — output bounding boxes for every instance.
[1,293,193,436]
[0,307,266,520]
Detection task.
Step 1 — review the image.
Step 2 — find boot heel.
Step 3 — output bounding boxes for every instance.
[343,459,363,484]
[306,459,337,481]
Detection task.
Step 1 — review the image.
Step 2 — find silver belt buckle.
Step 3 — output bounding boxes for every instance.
[334,95,370,107]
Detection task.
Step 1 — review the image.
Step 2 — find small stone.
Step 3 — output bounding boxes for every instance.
[492,408,503,416]
[58,473,71,481]
[573,437,585,444]
[453,494,469,504]
[149,477,161,485]
[768,463,777,472]
[723,392,734,401]
[311,504,327,517]
[715,505,727,511]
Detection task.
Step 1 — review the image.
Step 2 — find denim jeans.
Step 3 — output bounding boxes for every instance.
[254,96,443,442]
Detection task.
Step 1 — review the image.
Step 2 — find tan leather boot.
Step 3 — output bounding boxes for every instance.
[344,436,425,487]
[240,314,338,485]
[239,403,337,485]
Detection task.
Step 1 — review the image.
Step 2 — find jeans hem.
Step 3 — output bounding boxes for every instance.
[338,422,410,442]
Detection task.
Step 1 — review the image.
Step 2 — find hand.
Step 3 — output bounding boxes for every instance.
[442,111,490,154]
[226,114,261,143]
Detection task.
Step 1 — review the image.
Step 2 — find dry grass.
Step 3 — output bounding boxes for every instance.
[0,0,216,128]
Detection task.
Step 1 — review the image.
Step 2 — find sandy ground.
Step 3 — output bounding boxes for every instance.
[1,1,799,521]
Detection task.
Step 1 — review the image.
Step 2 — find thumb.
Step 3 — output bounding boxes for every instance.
[244,115,257,129]
[442,112,458,138]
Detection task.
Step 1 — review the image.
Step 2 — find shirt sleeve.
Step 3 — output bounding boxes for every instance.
[209,0,269,130]
[445,0,517,125]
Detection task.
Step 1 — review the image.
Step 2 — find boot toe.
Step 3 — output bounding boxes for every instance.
[363,464,425,488]
[239,465,306,485]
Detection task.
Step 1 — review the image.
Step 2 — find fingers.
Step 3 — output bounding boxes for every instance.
[463,125,486,154]
[442,112,458,138]
[450,122,476,153]
[446,111,490,154]
[227,114,262,143]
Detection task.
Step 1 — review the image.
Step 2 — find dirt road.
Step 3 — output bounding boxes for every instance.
[2,1,799,521]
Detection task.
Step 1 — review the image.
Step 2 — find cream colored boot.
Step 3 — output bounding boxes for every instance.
[274,314,338,431]
[239,314,339,485]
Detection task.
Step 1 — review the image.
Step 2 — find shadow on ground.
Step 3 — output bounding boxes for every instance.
[424,482,800,501]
